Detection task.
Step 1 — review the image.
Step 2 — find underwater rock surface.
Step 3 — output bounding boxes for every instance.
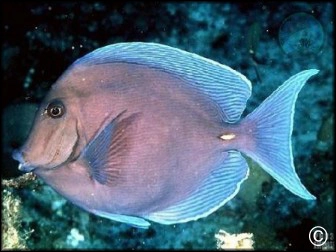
[1,2,334,250]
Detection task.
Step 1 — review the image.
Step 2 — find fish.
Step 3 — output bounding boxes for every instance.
[12,42,317,229]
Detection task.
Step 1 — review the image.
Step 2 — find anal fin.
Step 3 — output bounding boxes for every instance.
[91,209,150,229]
[146,151,249,224]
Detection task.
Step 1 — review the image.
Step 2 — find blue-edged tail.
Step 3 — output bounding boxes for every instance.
[228,69,318,200]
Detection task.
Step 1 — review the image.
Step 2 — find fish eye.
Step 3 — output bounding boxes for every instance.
[46,100,65,118]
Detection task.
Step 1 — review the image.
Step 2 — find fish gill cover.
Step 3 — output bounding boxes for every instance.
[1,1,334,250]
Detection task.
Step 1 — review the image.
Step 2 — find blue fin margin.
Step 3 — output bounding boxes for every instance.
[145,151,249,224]
[241,69,318,200]
[75,42,252,123]
[91,209,151,229]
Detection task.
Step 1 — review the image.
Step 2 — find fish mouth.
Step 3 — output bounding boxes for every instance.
[18,163,36,172]
[12,149,37,173]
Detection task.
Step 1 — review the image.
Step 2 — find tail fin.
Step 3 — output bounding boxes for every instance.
[240,69,318,200]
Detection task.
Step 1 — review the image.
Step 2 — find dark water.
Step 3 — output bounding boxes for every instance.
[1,2,334,250]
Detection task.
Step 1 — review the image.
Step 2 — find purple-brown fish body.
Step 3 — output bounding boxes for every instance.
[13,42,317,228]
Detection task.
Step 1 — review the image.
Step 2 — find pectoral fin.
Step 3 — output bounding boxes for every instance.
[82,111,140,186]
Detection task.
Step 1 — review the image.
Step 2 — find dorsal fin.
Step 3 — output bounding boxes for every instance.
[75,42,252,123]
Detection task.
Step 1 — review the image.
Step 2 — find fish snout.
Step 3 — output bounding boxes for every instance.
[12,149,36,172]
[12,149,24,163]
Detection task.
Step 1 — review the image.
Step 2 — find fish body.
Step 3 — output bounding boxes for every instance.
[12,42,317,228]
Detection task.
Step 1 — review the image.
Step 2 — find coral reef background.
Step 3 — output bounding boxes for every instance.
[1,2,334,249]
